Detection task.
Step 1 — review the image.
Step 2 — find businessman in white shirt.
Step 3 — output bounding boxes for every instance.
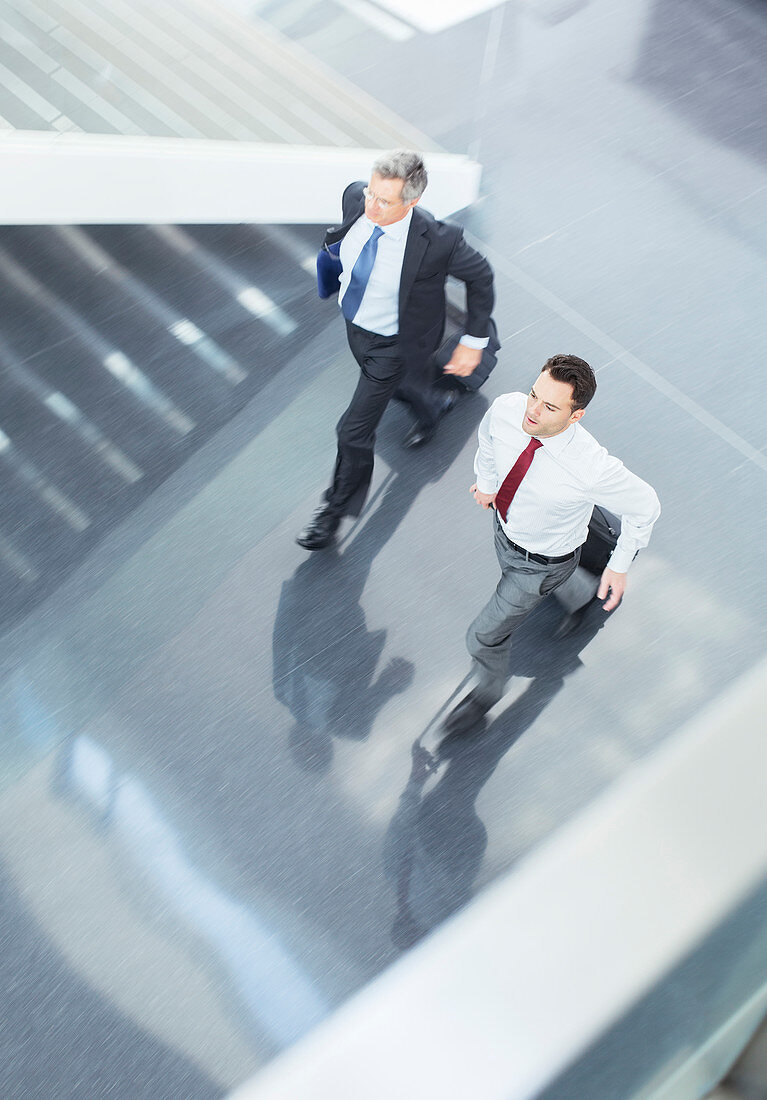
[444,354,661,734]
[297,150,495,550]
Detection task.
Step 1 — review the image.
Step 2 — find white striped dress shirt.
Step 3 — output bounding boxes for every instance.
[474,392,660,572]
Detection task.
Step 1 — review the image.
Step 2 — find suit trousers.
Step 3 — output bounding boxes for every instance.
[324,322,441,518]
[466,514,580,705]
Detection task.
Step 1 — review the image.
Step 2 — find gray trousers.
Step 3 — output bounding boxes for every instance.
[467,514,580,705]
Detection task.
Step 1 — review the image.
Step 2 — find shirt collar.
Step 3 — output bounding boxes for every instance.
[363,208,413,241]
[538,420,577,456]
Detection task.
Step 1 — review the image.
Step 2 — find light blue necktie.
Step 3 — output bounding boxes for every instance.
[342,226,384,322]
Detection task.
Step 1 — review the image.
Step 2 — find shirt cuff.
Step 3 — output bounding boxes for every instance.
[459,334,490,350]
[475,477,497,495]
[607,548,633,574]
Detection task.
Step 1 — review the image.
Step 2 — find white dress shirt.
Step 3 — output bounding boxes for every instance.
[338,212,488,348]
[474,392,660,572]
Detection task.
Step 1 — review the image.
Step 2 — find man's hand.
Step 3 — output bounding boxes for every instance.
[443,344,482,377]
[470,483,496,510]
[597,567,626,611]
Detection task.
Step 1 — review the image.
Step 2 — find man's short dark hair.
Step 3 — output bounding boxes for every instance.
[371,150,428,202]
[542,354,596,411]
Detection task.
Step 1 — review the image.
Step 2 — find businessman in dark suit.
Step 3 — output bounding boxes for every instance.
[297,150,495,550]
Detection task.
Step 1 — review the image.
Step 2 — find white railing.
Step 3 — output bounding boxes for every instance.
[0,133,481,224]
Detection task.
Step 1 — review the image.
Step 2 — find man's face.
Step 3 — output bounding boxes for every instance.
[364,172,418,226]
[522,371,585,438]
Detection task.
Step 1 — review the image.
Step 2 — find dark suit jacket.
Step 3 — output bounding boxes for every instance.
[324,181,494,381]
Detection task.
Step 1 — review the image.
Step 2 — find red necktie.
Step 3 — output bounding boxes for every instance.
[494,438,543,523]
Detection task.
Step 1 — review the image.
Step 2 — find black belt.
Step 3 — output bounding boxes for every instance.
[346,320,398,339]
[496,516,577,565]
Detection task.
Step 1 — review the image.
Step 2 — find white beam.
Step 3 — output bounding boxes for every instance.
[0,132,482,224]
[373,0,504,33]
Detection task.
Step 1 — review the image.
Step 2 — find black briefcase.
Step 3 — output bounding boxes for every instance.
[579,506,621,576]
[433,317,501,391]
[554,506,623,618]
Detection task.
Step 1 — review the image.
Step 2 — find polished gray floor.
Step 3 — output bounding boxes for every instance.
[1,1,767,1097]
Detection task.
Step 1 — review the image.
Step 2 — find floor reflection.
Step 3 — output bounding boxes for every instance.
[384,597,612,948]
[633,0,767,166]
[0,860,219,1100]
[52,734,330,1050]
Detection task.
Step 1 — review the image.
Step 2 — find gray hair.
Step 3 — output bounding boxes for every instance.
[371,150,428,203]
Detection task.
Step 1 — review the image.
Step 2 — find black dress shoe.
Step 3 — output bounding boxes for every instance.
[295,507,339,550]
[402,390,459,449]
[402,421,435,448]
[442,689,492,734]
[437,388,459,417]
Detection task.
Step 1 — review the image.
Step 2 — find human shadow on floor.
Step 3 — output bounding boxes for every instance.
[383,596,612,948]
[273,543,413,773]
[273,394,486,772]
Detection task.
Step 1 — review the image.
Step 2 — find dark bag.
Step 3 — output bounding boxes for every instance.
[316,241,342,299]
[433,317,501,391]
[579,506,621,576]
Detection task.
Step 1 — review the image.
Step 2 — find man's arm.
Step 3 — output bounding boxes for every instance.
[443,232,495,377]
[470,405,499,508]
[445,347,483,377]
[597,568,627,612]
[324,181,365,247]
[591,454,661,611]
[470,484,497,509]
[341,181,365,221]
